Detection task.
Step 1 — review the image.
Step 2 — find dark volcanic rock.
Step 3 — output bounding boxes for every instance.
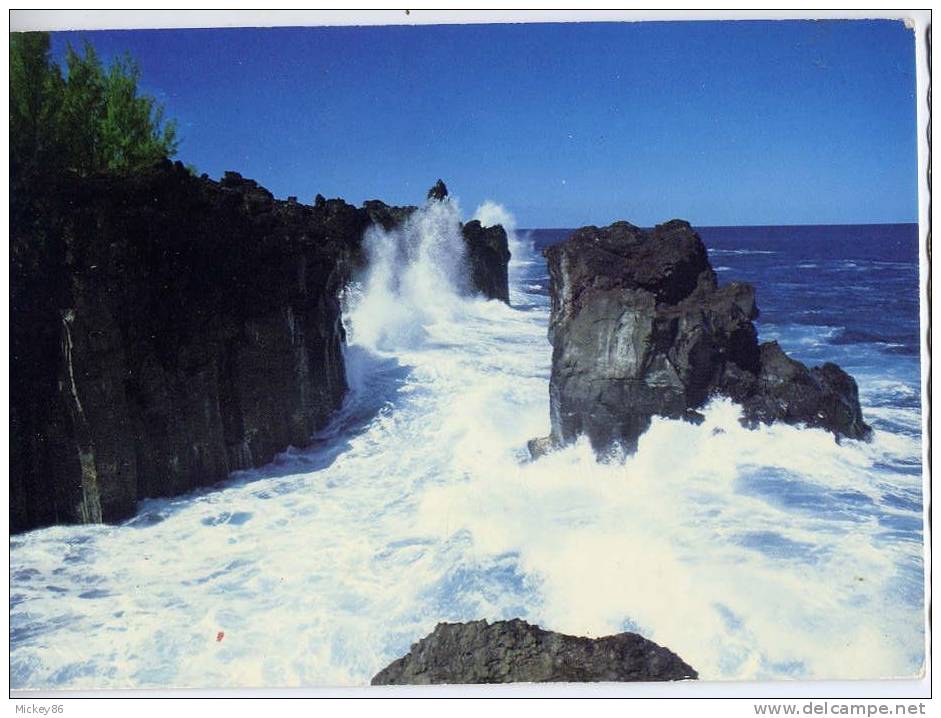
[427,178,449,201]
[371,619,697,685]
[461,220,511,303]
[535,219,871,456]
[362,199,417,231]
[10,162,387,532]
[741,341,871,440]
[526,435,560,460]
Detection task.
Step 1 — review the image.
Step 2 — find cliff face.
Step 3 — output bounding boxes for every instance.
[532,220,871,457]
[11,163,362,531]
[371,619,697,684]
[11,164,510,532]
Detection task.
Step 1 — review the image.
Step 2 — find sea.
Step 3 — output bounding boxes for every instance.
[9,201,925,688]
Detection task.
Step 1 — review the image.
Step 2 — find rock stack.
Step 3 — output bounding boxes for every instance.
[530,219,870,457]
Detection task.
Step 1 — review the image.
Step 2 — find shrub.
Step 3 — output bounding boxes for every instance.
[10,31,178,179]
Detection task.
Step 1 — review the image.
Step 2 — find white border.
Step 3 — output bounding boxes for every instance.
[5,8,932,705]
[5,9,930,31]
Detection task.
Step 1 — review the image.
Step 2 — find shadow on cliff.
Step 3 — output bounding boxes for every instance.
[126,347,412,528]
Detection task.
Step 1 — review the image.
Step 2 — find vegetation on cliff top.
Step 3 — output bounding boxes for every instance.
[10,31,178,180]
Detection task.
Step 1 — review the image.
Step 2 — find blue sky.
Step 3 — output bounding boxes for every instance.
[50,20,918,227]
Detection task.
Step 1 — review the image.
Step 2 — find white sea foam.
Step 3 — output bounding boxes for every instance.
[9,204,925,688]
[710,249,777,256]
[415,396,924,681]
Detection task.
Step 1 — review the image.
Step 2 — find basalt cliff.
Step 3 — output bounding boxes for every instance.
[11,165,509,532]
[530,220,871,457]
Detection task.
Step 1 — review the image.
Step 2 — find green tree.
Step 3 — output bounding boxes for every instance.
[10,32,64,174]
[58,42,106,174]
[99,52,177,172]
[10,31,179,179]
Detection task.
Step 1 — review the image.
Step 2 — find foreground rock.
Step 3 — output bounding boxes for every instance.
[533,220,870,457]
[371,619,697,685]
[10,165,510,531]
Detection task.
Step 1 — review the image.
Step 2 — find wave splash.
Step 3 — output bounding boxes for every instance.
[344,196,470,353]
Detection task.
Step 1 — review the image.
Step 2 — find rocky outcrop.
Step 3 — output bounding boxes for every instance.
[11,166,512,532]
[739,341,872,439]
[461,220,511,304]
[362,198,417,231]
[532,220,870,457]
[371,619,697,685]
[427,178,449,202]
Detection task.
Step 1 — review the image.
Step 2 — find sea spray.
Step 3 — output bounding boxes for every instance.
[344,196,469,352]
